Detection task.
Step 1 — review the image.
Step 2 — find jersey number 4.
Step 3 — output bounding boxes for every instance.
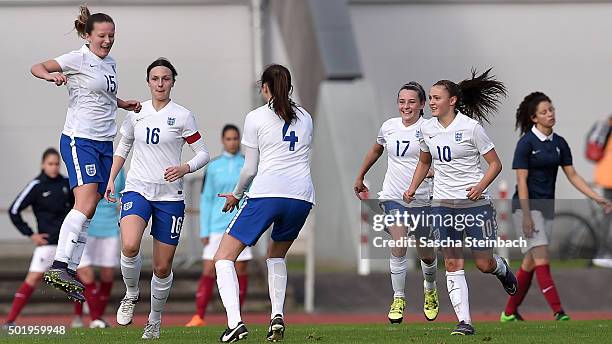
[282,122,298,151]
[146,127,160,144]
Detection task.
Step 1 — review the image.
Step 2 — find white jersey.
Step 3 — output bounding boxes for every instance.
[419,112,495,202]
[120,100,200,201]
[242,104,315,204]
[55,44,118,141]
[377,117,432,202]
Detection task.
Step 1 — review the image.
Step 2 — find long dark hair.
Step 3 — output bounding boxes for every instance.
[398,81,426,116]
[515,91,551,135]
[74,5,114,39]
[434,68,507,123]
[261,64,297,123]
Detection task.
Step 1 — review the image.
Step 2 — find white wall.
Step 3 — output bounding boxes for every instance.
[350,2,611,201]
[0,4,254,239]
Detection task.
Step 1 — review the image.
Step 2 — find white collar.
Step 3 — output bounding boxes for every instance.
[531,126,554,141]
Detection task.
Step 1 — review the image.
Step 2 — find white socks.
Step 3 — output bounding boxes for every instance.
[389,254,408,299]
[55,209,88,264]
[149,272,173,323]
[216,260,241,328]
[446,270,471,324]
[68,229,89,271]
[421,258,438,291]
[267,258,287,318]
[121,252,142,297]
[492,255,507,278]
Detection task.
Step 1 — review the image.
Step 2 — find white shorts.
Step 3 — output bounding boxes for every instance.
[512,209,553,254]
[29,245,57,273]
[79,236,120,268]
[202,233,253,261]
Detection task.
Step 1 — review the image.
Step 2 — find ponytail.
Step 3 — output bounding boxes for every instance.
[434,68,507,123]
[261,64,297,123]
[74,5,114,39]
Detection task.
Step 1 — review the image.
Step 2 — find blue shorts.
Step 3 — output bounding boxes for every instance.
[120,191,186,246]
[380,201,435,240]
[431,204,498,251]
[227,197,313,246]
[60,134,113,196]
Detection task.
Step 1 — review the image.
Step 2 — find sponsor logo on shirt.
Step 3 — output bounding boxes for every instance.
[531,150,541,155]
[85,164,97,177]
[42,191,52,197]
[167,117,175,126]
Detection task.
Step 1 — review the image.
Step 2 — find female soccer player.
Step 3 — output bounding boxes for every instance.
[4,148,73,327]
[501,92,612,322]
[73,169,126,328]
[404,69,518,335]
[215,64,314,343]
[186,125,252,327]
[30,5,140,300]
[354,82,439,324]
[105,58,210,339]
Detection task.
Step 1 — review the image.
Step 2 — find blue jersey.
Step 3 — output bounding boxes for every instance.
[511,127,573,217]
[88,169,126,237]
[200,152,244,237]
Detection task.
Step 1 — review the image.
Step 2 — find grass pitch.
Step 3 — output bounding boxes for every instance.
[1,321,609,343]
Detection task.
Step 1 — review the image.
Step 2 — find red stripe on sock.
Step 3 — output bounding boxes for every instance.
[504,267,534,315]
[534,264,563,314]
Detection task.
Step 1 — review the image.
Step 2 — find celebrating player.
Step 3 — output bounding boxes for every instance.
[404,69,518,335]
[215,64,314,342]
[186,125,252,327]
[501,92,612,322]
[354,82,439,324]
[30,5,140,301]
[4,148,73,328]
[105,58,210,339]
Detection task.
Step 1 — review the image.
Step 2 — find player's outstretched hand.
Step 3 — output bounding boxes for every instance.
[30,233,49,246]
[466,185,484,201]
[46,73,66,86]
[164,164,190,182]
[105,181,117,203]
[403,189,416,203]
[219,193,240,213]
[354,179,369,200]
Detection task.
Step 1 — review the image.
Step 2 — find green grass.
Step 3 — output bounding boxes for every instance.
[1,321,610,343]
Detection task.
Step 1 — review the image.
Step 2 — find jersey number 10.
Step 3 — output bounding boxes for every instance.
[436,145,452,162]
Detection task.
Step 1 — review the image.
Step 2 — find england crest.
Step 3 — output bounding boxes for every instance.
[455,131,463,142]
[167,117,176,126]
[85,164,96,177]
[123,201,133,211]
[416,130,421,139]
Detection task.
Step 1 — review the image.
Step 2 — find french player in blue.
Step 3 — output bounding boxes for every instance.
[501,92,612,322]
[31,5,140,301]
[185,124,252,327]
[105,58,210,339]
[215,64,314,343]
[404,70,518,335]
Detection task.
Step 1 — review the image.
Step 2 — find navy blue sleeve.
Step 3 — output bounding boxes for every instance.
[558,136,573,166]
[512,136,531,169]
[8,180,39,237]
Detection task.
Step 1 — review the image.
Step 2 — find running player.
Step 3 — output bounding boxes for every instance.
[4,149,73,328]
[354,82,439,324]
[73,169,126,328]
[215,64,314,342]
[501,92,612,322]
[105,58,210,339]
[186,125,252,327]
[30,5,140,301]
[404,69,518,335]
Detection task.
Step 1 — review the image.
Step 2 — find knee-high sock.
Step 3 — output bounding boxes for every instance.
[97,281,113,317]
[216,260,241,328]
[68,229,89,273]
[390,254,408,298]
[421,257,438,291]
[120,253,141,298]
[238,274,248,309]
[149,272,173,322]
[534,264,563,314]
[267,258,287,318]
[196,274,215,318]
[446,270,471,324]
[82,281,99,320]
[74,301,83,317]
[6,282,35,322]
[54,210,88,264]
[504,267,534,315]
[491,255,507,278]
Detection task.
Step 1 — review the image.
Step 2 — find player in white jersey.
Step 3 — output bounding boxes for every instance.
[104,58,210,339]
[214,64,314,343]
[31,5,141,302]
[404,70,518,336]
[354,82,439,324]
